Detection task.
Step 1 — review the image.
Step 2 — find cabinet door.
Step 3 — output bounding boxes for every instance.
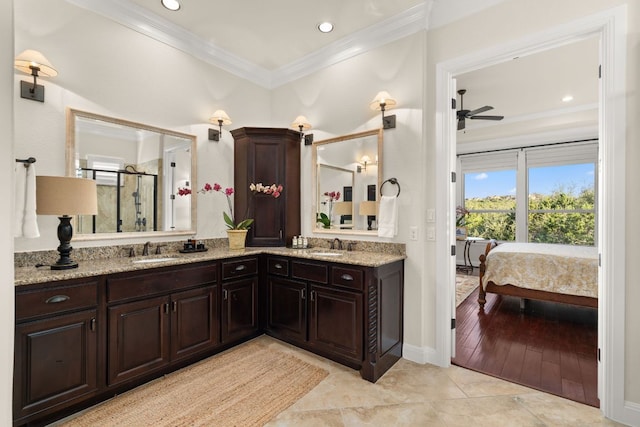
[267,277,307,342]
[222,277,258,343]
[309,284,363,363]
[171,285,219,362]
[108,295,170,386]
[14,309,98,420]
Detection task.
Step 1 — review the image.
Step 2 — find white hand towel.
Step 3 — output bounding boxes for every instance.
[377,195,398,238]
[14,163,40,238]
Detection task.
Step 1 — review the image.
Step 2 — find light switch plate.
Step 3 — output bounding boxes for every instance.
[427,209,435,222]
[409,226,418,241]
[427,226,435,240]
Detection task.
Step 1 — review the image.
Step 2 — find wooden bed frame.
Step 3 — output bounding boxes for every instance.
[478,241,598,310]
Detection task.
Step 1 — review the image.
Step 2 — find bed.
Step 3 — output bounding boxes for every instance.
[478,240,598,309]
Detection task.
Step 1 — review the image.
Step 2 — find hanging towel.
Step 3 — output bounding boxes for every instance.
[14,163,40,238]
[377,195,398,238]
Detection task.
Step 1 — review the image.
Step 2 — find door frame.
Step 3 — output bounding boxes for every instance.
[434,6,628,422]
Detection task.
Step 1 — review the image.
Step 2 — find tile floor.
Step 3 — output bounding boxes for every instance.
[258,336,624,427]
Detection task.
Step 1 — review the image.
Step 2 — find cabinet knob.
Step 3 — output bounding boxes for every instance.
[45,295,70,304]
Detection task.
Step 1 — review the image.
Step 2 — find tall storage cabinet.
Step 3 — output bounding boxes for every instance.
[231,127,301,247]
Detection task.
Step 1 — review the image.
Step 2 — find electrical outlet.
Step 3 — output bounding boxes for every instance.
[427,208,435,222]
[426,226,435,240]
[409,226,418,241]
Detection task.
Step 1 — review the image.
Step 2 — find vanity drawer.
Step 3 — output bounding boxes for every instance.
[108,263,217,303]
[267,257,289,276]
[331,267,364,291]
[222,257,258,280]
[291,261,328,284]
[16,280,99,321]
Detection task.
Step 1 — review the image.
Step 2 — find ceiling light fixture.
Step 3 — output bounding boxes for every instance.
[562,95,574,103]
[161,0,181,11]
[318,22,334,33]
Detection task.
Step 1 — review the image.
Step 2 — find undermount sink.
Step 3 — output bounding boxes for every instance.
[310,252,343,257]
[132,257,176,264]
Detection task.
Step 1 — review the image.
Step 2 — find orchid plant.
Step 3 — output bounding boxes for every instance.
[456,205,469,227]
[178,182,283,230]
[316,190,341,229]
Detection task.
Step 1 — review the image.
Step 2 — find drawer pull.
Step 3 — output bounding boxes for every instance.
[223,289,228,300]
[90,318,96,332]
[341,274,354,281]
[274,263,283,269]
[163,303,169,314]
[172,301,177,312]
[300,288,306,300]
[234,265,247,272]
[45,295,70,304]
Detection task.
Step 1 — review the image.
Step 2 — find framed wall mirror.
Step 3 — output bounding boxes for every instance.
[66,108,197,240]
[312,129,383,235]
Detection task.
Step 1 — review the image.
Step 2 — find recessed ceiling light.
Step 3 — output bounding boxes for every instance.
[318,22,334,33]
[562,95,574,102]
[161,0,180,11]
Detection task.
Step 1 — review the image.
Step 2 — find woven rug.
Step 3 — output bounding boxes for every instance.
[59,339,328,427]
[456,274,478,307]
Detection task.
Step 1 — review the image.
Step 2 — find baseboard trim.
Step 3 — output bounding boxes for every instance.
[402,343,440,366]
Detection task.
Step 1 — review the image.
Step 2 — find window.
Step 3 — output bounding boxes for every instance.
[458,142,597,246]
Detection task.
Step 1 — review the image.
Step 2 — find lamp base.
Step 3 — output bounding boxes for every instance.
[51,260,79,270]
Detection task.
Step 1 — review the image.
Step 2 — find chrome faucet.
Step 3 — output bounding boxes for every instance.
[330,238,342,250]
[142,241,151,256]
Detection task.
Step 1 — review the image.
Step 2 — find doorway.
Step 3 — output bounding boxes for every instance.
[433,7,627,421]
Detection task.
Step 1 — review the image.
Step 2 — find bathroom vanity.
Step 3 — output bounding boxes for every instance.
[13,248,404,426]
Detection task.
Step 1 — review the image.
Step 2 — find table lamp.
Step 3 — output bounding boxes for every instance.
[36,176,98,270]
[358,201,377,230]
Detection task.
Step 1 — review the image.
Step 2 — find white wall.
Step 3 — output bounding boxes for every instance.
[1,2,15,426]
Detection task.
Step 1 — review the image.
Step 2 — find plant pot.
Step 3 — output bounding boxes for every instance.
[227,229,248,250]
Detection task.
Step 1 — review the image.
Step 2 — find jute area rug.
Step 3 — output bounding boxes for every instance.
[58,339,328,427]
[456,274,479,307]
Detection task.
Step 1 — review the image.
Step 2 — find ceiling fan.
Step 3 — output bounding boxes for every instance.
[456,89,504,130]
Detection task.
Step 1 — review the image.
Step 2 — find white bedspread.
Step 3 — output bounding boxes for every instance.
[483,243,598,298]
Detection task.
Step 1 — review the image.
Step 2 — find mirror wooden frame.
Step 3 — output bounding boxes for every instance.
[66,108,197,240]
[312,128,383,236]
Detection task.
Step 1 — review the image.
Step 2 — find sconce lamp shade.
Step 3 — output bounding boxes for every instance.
[14,50,58,77]
[291,115,312,131]
[36,176,98,215]
[210,110,232,126]
[369,91,396,111]
[358,201,377,216]
[333,201,352,216]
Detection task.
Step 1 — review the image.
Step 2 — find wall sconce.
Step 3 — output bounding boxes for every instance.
[358,201,377,230]
[369,91,397,129]
[36,176,98,270]
[357,155,372,173]
[209,110,232,141]
[14,49,58,102]
[291,115,314,145]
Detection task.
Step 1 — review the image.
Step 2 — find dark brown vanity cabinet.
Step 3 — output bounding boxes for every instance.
[265,257,400,376]
[221,257,259,343]
[232,127,301,247]
[106,263,219,386]
[14,278,101,425]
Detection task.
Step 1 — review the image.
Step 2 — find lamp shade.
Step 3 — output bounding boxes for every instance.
[36,176,97,215]
[358,201,377,216]
[291,115,312,131]
[333,201,352,216]
[14,49,58,77]
[369,91,397,111]
[210,110,232,125]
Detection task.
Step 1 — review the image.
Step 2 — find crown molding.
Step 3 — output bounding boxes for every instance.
[66,0,432,89]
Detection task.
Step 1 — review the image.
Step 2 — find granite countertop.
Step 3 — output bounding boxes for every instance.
[14,247,406,287]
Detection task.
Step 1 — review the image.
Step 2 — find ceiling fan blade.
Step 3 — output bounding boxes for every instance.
[467,105,493,116]
[469,115,504,121]
[457,117,465,130]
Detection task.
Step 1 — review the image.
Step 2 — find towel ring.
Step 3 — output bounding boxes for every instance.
[380,177,401,197]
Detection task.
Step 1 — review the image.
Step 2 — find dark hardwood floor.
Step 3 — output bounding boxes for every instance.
[453,290,599,407]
